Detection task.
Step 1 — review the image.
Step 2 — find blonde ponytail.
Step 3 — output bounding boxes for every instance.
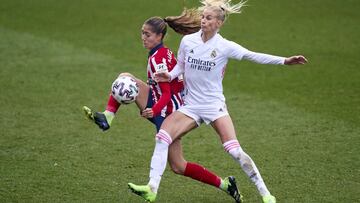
[163,0,246,35]
[199,0,246,21]
[164,8,201,35]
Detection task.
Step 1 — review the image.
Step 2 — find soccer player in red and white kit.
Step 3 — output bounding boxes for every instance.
[83,16,242,203]
[128,1,308,203]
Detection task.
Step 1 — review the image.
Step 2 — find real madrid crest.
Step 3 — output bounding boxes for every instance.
[210,50,217,58]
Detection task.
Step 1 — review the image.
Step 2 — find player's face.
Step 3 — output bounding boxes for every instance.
[141,24,162,50]
[201,9,223,34]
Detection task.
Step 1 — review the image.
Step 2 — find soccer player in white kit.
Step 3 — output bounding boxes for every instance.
[128,1,308,203]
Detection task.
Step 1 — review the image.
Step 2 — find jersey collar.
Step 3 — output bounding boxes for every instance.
[148,42,163,57]
[198,30,219,44]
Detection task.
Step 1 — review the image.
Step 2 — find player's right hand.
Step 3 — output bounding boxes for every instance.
[141,108,154,118]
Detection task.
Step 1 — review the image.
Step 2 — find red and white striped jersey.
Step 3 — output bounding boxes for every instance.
[147,43,184,117]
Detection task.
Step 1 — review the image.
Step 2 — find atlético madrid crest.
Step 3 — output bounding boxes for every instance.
[211,50,217,58]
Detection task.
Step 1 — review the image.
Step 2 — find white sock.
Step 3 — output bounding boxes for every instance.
[224,140,270,197]
[148,129,172,193]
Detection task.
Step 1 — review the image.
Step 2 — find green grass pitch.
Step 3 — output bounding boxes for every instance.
[0,0,359,202]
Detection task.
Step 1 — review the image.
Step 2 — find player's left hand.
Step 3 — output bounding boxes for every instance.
[284,55,308,65]
[142,108,154,118]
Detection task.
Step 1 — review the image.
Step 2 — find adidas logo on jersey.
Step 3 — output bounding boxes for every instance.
[190,49,194,54]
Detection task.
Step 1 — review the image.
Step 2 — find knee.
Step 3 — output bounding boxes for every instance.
[119,72,134,78]
[118,72,143,87]
[168,159,186,175]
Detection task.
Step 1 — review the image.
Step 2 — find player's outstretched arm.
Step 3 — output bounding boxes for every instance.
[284,55,308,65]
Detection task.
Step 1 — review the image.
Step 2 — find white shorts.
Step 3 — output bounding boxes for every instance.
[178,102,229,126]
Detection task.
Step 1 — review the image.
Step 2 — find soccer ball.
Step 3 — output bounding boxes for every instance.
[111,76,139,104]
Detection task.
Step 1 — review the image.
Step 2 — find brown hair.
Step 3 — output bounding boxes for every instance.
[164,8,201,35]
[144,1,245,37]
[144,17,168,40]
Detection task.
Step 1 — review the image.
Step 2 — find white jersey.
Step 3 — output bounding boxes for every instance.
[170,30,285,105]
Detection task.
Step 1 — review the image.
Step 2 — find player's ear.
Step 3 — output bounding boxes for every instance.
[217,19,223,28]
[156,33,163,42]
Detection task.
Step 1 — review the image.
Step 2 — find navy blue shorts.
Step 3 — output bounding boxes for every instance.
[146,89,165,132]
